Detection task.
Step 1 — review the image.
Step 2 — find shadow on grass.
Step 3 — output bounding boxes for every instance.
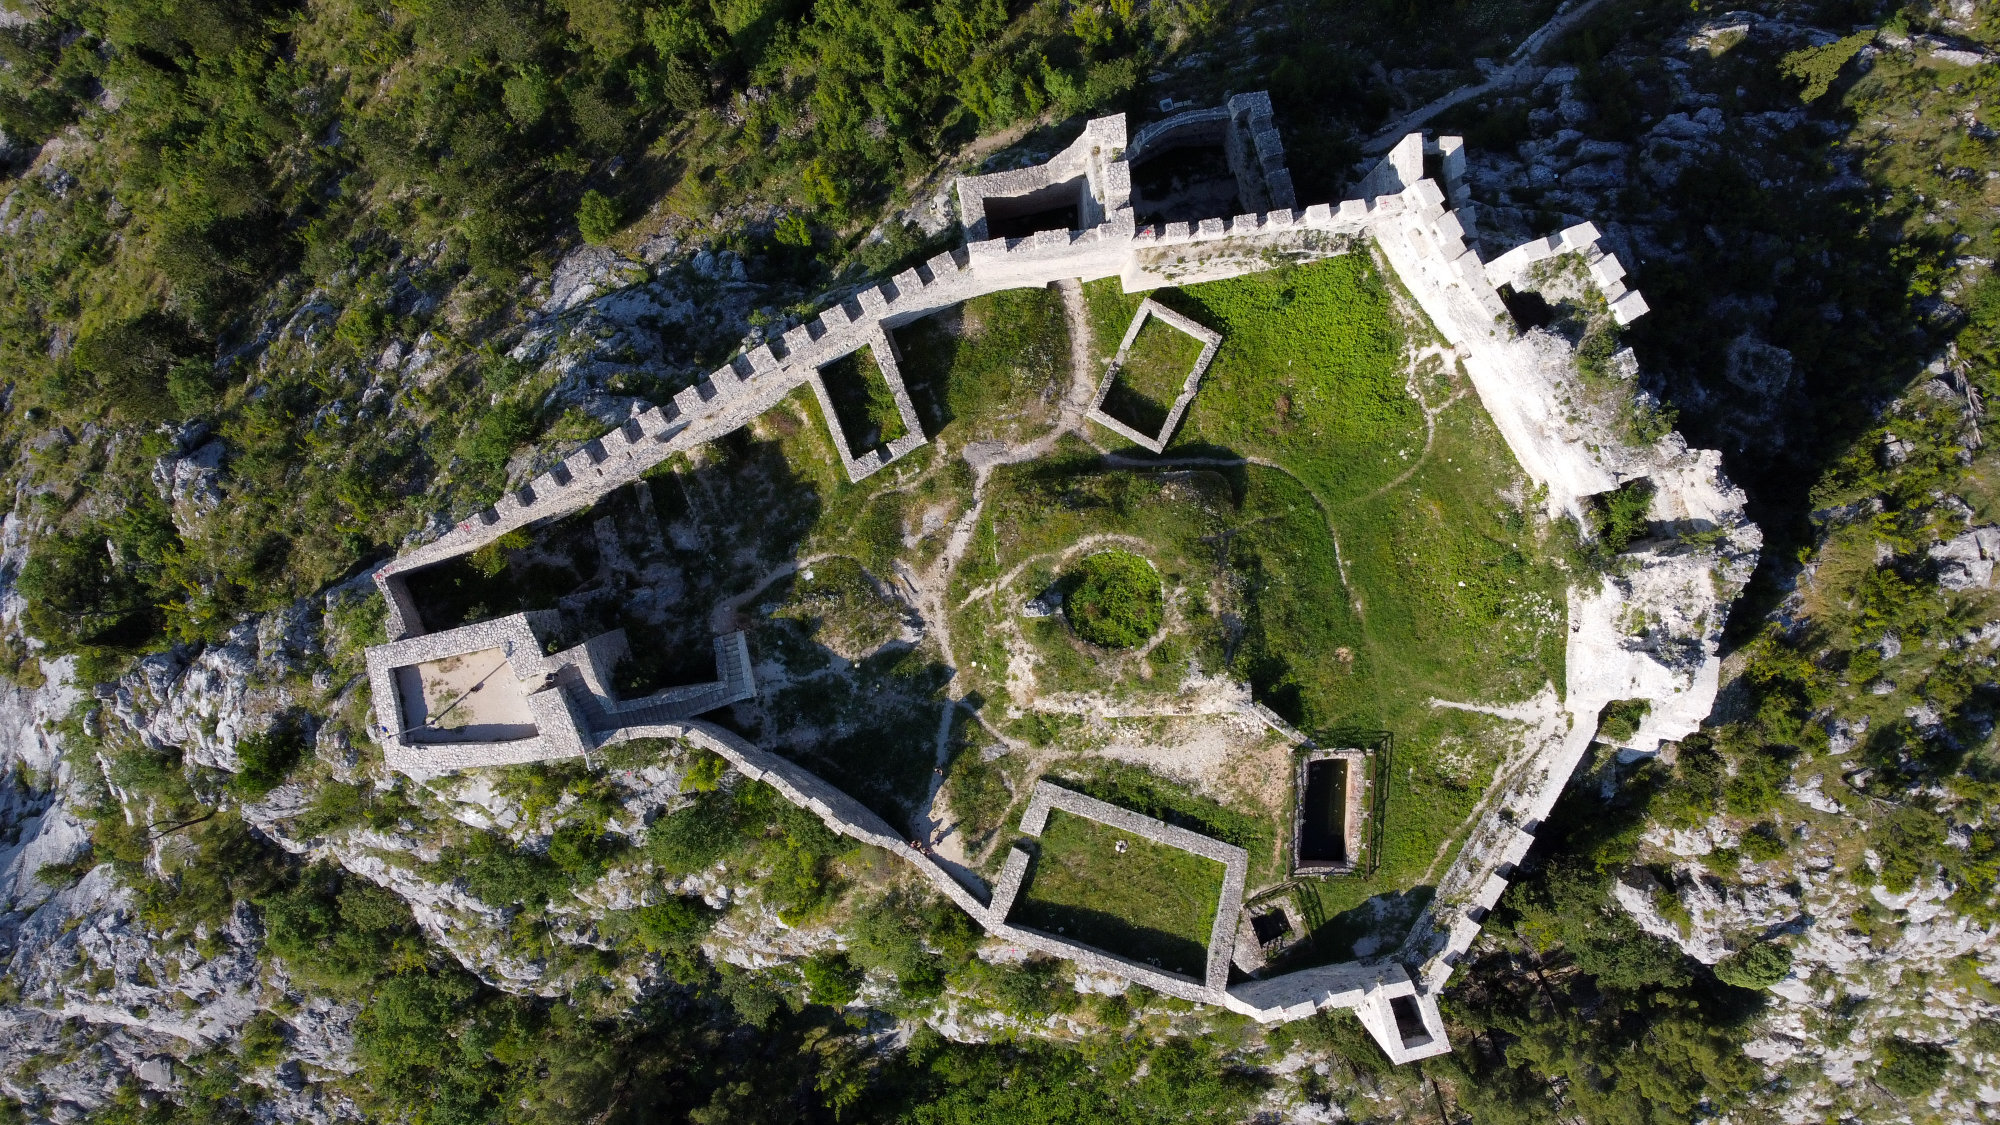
[1011,895,1209,980]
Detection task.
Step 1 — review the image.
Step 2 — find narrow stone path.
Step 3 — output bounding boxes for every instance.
[906,279,1112,869]
[1057,277,1101,425]
[1348,344,1473,508]
[707,554,831,635]
[1418,688,1569,888]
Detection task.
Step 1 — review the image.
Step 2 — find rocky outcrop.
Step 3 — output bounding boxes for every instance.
[1929,526,2000,590]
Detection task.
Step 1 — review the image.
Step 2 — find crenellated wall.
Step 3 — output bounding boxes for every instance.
[361,99,1755,1066]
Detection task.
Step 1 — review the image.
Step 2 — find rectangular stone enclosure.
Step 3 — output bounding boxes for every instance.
[806,325,927,483]
[1293,748,1370,875]
[990,781,1248,991]
[1086,298,1222,454]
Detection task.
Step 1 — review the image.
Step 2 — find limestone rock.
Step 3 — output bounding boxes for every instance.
[1930,526,2000,589]
[150,440,226,525]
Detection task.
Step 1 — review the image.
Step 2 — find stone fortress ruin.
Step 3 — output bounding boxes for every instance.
[363,92,1759,1064]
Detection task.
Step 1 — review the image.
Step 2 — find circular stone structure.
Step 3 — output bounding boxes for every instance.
[1063,549,1164,648]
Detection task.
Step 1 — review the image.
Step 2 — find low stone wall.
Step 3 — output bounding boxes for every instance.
[1084,298,1222,454]
[357,102,1756,1065]
[602,720,992,922]
[998,781,1249,991]
[804,325,929,483]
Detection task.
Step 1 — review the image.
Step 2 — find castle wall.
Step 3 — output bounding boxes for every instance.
[359,103,1754,1067]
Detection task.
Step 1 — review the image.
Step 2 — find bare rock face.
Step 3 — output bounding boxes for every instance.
[1929,526,2000,590]
[150,440,226,530]
[10,866,264,1045]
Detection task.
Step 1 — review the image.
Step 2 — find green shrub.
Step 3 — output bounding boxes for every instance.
[1876,1037,1949,1097]
[800,952,859,1007]
[682,748,727,792]
[773,213,812,248]
[257,864,427,993]
[645,788,744,874]
[627,897,716,953]
[1595,698,1651,743]
[577,190,622,245]
[1063,549,1162,648]
[467,529,529,578]
[436,832,576,908]
[167,361,221,416]
[1874,806,1947,894]
[238,1012,289,1068]
[1713,940,1793,989]
[452,398,535,479]
[847,891,976,1000]
[1780,32,1872,103]
[502,67,552,124]
[1740,821,1787,862]
[231,720,307,799]
[17,529,147,650]
[1265,1008,1389,1075]
[1589,479,1655,554]
[546,822,622,884]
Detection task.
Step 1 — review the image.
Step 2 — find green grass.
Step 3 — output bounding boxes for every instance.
[1099,314,1206,435]
[772,556,907,659]
[1085,258,1419,503]
[1013,809,1225,978]
[896,286,1069,446]
[818,346,907,456]
[1064,549,1164,648]
[1068,258,1572,959]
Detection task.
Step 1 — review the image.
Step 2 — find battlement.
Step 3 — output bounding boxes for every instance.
[358,104,1712,1066]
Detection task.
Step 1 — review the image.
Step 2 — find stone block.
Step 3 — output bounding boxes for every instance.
[1266,168,1297,210]
[1609,289,1650,325]
[1587,251,1626,287]
[1559,221,1601,252]
[1302,202,1334,226]
[1196,217,1225,237]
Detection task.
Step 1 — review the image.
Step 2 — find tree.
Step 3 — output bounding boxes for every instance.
[1780,32,1872,104]
[1713,940,1793,990]
[577,189,622,244]
[17,530,139,649]
[1876,1037,1950,1097]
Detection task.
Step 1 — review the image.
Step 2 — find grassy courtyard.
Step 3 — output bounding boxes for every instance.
[1012,809,1225,979]
[403,252,1570,962]
[1099,313,1208,436]
[817,346,906,456]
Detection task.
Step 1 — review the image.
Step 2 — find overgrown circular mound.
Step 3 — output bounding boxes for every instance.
[1063,550,1163,649]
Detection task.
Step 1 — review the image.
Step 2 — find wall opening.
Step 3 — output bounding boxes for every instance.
[1297,757,1349,865]
[982,175,1089,240]
[1497,284,1555,330]
[1389,995,1432,1046]
[1251,909,1291,945]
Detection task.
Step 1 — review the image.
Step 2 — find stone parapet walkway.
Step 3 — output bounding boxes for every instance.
[359,97,1757,1065]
